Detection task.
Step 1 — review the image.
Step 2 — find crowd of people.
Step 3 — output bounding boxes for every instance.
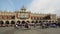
[14,21,30,29]
[14,22,60,29]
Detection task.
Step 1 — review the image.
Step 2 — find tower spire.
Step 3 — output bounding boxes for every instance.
[20,6,26,12]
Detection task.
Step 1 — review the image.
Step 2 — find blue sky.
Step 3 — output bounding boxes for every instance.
[0,0,32,11]
[0,0,60,16]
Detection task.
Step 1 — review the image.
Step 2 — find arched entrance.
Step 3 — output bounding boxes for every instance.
[11,21,15,24]
[17,21,20,24]
[31,21,35,23]
[0,21,4,26]
[39,21,42,23]
[0,21,4,24]
[5,21,9,24]
[11,21,15,26]
[35,21,38,23]
[22,21,25,24]
[5,21,9,26]
[26,21,30,23]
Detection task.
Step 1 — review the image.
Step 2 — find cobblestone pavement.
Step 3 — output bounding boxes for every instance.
[0,27,17,34]
[0,27,60,34]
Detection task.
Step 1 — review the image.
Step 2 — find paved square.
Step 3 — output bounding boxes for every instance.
[0,27,60,34]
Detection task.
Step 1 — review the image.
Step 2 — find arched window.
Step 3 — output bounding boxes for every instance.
[34,17,36,20]
[37,17,39,20]
[11,16,15,19]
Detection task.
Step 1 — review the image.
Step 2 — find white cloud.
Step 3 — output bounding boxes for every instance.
[28,0,60,16]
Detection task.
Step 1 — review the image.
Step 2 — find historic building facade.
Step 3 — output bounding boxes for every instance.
[0,6,57,26]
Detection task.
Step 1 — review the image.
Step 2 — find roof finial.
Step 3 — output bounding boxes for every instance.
[20,5,26,12]
[21,5,26,10]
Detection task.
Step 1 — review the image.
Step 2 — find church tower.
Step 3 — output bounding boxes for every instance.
[20,6,26,12]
